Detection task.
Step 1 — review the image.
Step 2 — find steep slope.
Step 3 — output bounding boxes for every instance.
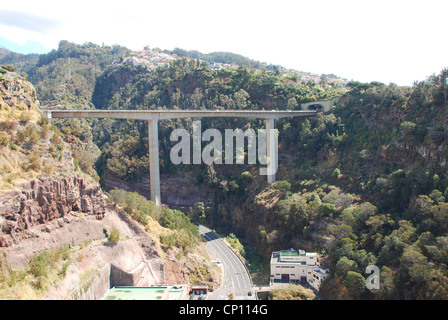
[201,74,448,300]
[0,75,164,299]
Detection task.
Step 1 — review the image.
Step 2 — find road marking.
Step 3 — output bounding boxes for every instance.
[199,225,252,300]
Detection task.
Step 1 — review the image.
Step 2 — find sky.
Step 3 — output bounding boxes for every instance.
[0,0,447,86]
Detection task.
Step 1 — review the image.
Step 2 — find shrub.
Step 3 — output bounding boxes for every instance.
[27,245,71,290]
[20,112,34,122]
[240,171,253,182]
[319,203,337,217]
[275,181,291,192]
[107,227,120,243]
[30,131,40,144]
[29,155,42,171]
[16,129,30,144]
[269,284,315,300]
[400,121,416,136]
[0,132,9,146]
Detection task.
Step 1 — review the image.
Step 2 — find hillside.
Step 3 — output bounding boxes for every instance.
[201,74,448,300]
[0,75,219,299]
[1,41,448,300]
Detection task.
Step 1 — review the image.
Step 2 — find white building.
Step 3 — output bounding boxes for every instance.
[270,248,329,290]
[309,266,330,291]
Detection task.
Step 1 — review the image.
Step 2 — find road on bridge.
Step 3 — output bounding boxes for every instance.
[198,225,255,300]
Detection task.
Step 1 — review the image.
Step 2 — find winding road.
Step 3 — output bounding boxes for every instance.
[198,225,255,300]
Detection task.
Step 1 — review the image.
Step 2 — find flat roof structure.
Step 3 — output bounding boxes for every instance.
[102,285,187,300]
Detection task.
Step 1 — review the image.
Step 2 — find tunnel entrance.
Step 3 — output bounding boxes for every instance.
[307,104,323,112]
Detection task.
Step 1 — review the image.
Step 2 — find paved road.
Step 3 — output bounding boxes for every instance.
[198,225,255,300]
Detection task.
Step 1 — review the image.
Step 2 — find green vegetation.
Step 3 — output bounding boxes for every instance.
[194,69,448,300]
[268,284,315,300]
[3,41,448,300]
[0,245,72,299]
[107,227,120,243]
[226,233,246,258]
[108,188,200,255]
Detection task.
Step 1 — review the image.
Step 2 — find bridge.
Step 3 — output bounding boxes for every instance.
[300,97,340,112]
[44,109,317,205]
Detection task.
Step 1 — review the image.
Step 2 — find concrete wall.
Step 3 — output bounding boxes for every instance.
[300,97,340,112]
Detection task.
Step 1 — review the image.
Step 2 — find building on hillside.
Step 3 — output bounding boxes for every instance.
[270,248,329,290]
[102,285,188,300]
[309,266,330,291]
[190,285,209,300]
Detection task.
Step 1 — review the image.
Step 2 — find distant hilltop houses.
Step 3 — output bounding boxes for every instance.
[111,48,348,87]
[112,48,176,70]
[207,62,232,71]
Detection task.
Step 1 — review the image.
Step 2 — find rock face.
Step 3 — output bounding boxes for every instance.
[0,174,106,248]
[0,78,40,111]
[102,174,213,207]
[0,173,165,299]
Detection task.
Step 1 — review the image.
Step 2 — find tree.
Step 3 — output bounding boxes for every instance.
[411,195,434,216]
[365,214,389,234]
[400,121,416,137]
[287,97,298,109]
[319,203,337,217]
[400,246,430,287]
[343,271,366,299]
[328,224,354,240]
[240,171,253,182]
[275,181,291,192]
[428,68,448,104]
[335,256,358,276]
[191,202,206,223]
[375,266,397,299]
[431,202,448,234]
[429,190,445,205]
[288,202,309,231]
[427,269,448,299]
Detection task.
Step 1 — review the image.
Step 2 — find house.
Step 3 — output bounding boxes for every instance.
[191,285,208,295]
[309,266,330,291]
[270,248,329,290]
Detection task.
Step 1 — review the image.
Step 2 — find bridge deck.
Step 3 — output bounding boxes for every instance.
[44,109,317,120]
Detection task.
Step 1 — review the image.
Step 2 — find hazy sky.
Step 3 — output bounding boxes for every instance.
[0,0,447,86]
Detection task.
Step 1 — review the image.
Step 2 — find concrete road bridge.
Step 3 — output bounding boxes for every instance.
[44,109,317,205]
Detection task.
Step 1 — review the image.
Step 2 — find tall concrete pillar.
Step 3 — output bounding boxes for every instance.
[148,120,161,205]
[266,118,276,184]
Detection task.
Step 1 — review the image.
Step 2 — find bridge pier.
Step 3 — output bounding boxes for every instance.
[266,118,276,184]
[148,120,161,205]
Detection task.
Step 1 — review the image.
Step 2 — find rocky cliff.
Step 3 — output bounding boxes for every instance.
[0,77,40,113]
[0,173,166,299]
[102,174,214,207]
[0,77,166,299]
[0,174,106,250]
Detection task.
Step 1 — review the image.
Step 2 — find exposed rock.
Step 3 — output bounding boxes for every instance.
[0,174,106,247]
[0,78,40,112]
[102,174,213,207]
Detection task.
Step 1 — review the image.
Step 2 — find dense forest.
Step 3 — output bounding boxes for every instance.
[3,40,448,299]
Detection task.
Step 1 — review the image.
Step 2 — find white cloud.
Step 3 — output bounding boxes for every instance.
[0,0,447,85]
